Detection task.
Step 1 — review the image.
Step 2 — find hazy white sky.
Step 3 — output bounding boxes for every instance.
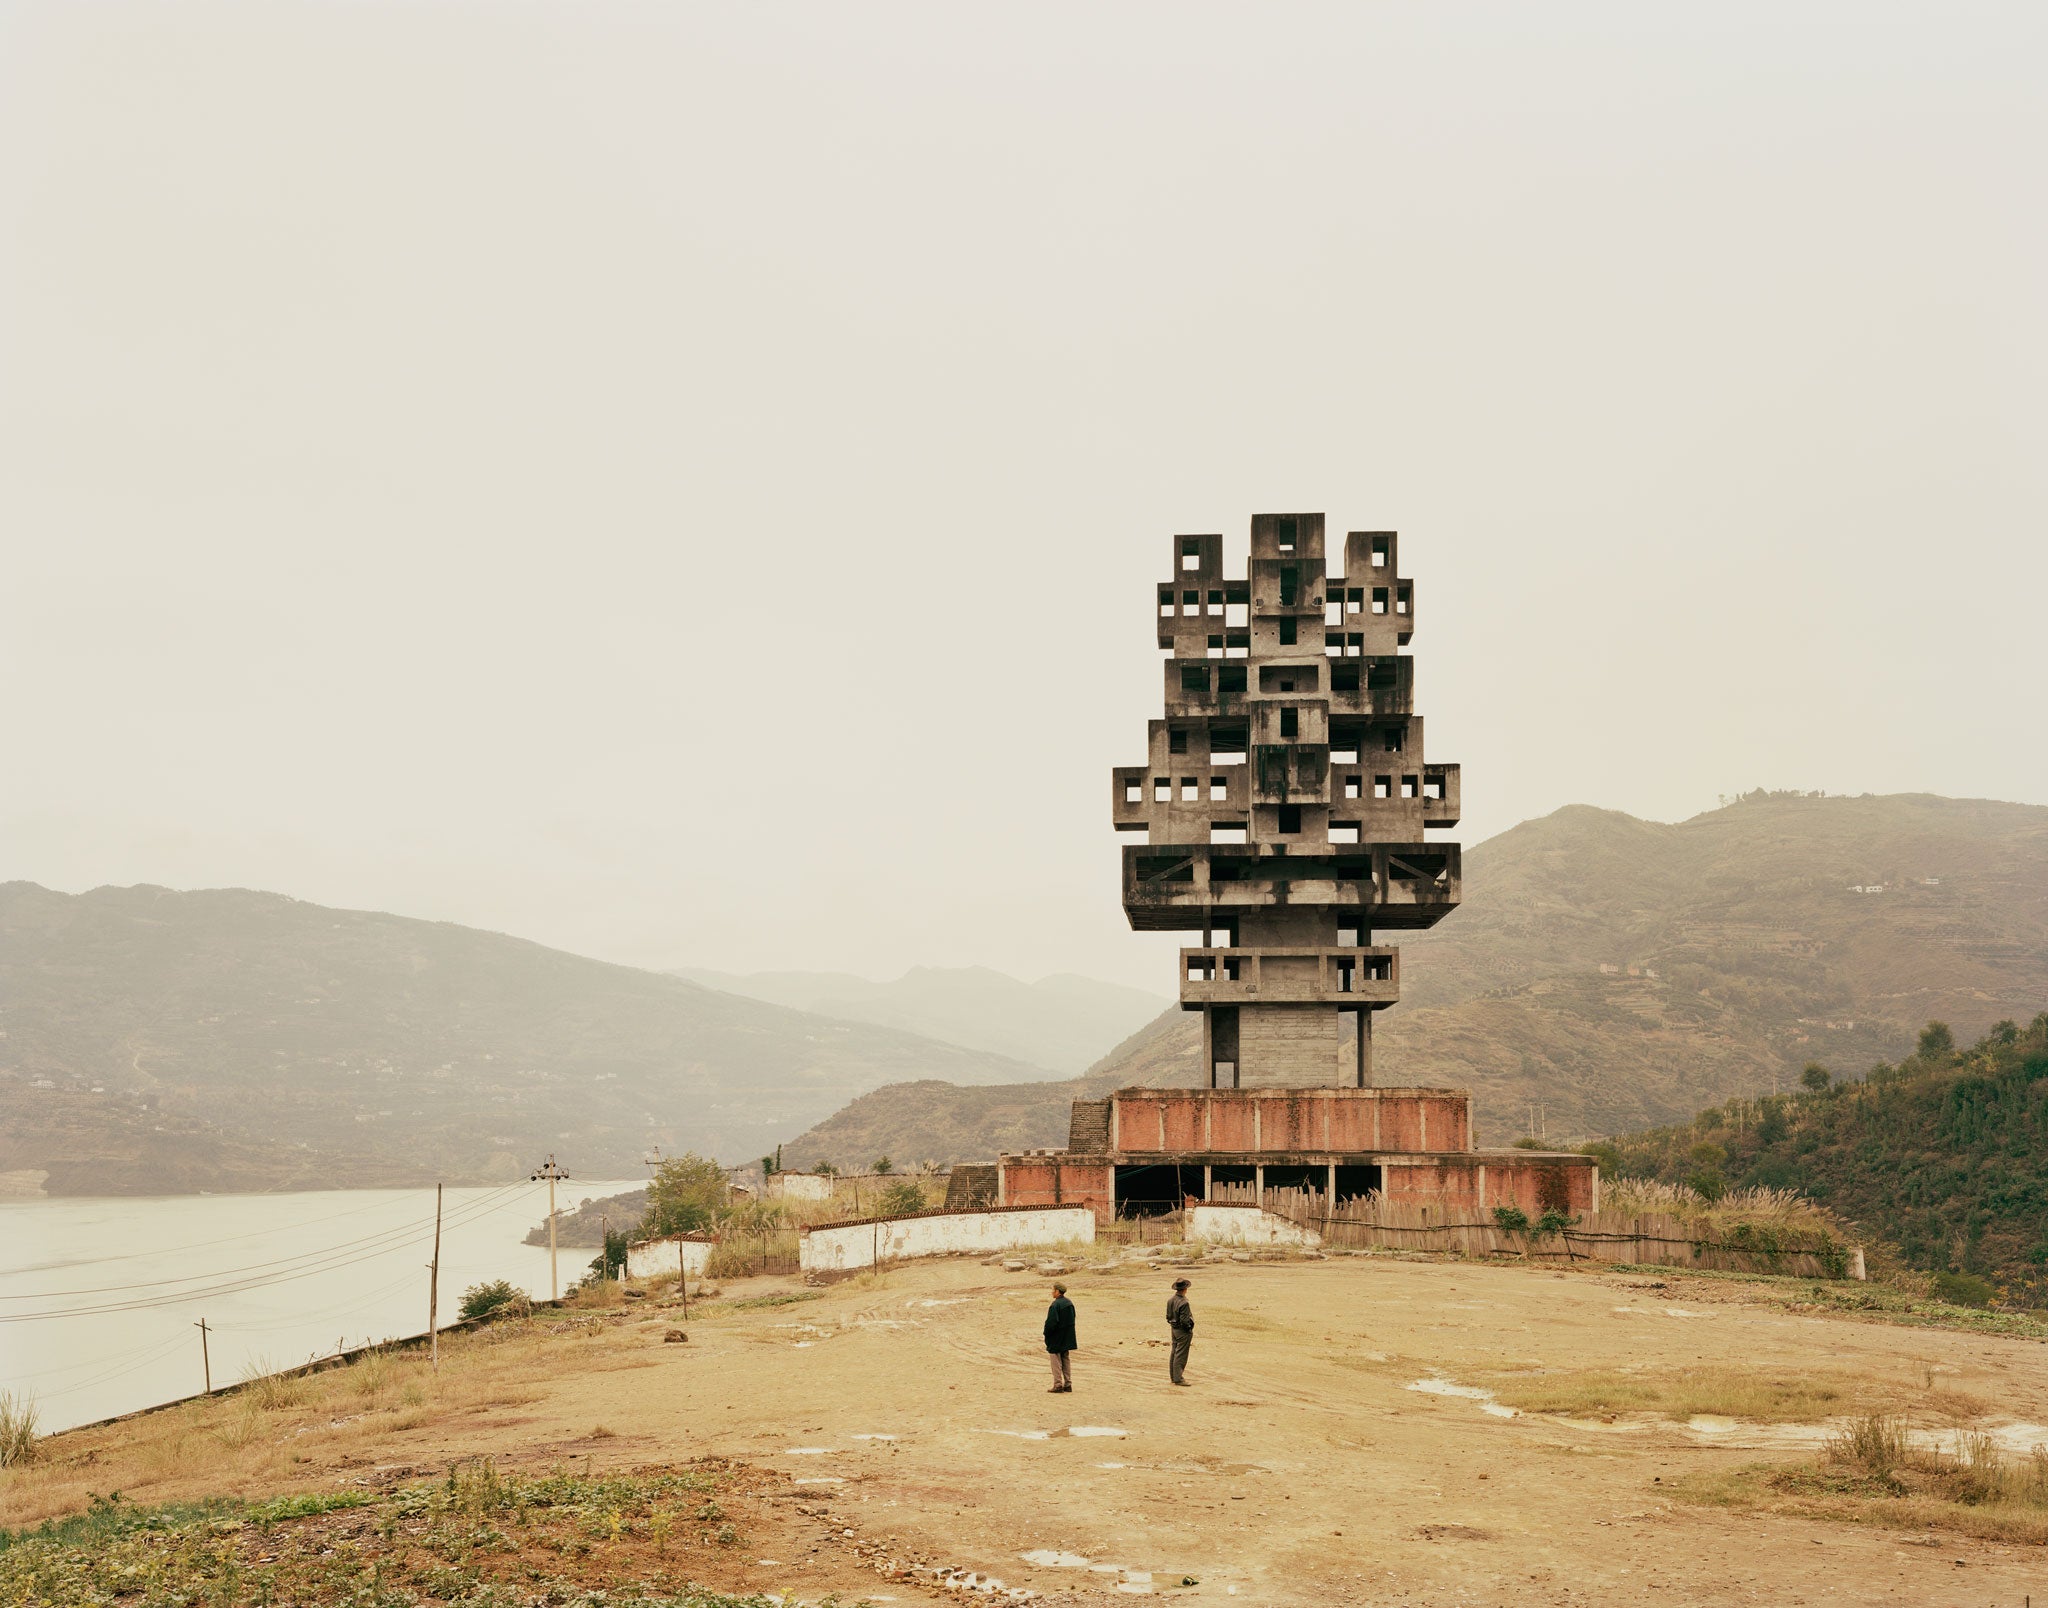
[3,2,2043,992]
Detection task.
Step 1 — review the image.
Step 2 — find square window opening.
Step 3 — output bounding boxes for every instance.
[1331,823,1361,845]
[1279,708,1300,739]
[1375,776,1391,799]
[1278,618,1298,646]
[1181,667,1209,693]
[1276,804,1303,835]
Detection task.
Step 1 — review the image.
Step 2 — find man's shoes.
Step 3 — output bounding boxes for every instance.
[1170,1379,1191,1386]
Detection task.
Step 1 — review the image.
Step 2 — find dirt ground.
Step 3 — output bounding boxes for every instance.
[23,1250,2048,1606]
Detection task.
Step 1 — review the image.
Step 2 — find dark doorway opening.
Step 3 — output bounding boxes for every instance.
[1208,1163,1256,1203]
[1335,1163,1383,1204]
[1115,1164,1197,1218]
[1261,1163,1325,1198]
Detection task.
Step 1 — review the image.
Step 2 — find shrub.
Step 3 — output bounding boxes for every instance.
[459,1279,529,1321]
[0,1392,37,1468]
[1931,1271,1997,1309]
[877,1181,926,1217]
[872,1157,894,1175]
[1800,1064,1832,1092]
[1491,1205,1530,1233]
[644,1153,729,1237]
[238,1359,309,1412]
[1918,1020,1956,1060]
[1826,1414,1909,1483]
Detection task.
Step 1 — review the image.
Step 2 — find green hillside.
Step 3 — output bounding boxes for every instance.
[1606,1015,2048,1303]
[784,793,2048,1165]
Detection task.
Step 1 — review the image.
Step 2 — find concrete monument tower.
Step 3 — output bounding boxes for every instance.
[1112,513,1462,1087]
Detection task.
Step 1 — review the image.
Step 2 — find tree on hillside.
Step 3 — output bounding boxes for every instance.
[643,1152,728,1237]
[1800,1063,1832,1092]
[1918,1021,1955,1059]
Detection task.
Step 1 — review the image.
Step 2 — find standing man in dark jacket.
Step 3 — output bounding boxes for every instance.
[1043,1281,1077,1392]
[1166,1277,1194,1385]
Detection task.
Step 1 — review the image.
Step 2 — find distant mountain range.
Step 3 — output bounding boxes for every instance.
[7,793,2041,1197]
[781,794,2048,1165]
[672,966,1169,1075]
[0,884,1096,1196]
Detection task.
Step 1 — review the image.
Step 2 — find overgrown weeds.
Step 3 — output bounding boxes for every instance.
[238,1358,309,1413]
[0,1393,36,1469]
[1687,1413,2048,1543]
[0,1462,770,1604]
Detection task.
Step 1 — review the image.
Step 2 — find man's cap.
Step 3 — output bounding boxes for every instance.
[1172,1278,1191,1289]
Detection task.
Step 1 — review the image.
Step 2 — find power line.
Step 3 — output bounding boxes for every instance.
[2,1187,419,1276]
[0,1182,535,1304]
[0,1184,543,1323]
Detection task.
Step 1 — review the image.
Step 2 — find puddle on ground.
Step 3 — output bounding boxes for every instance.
[1405,1376,1518,1418]
[1068,1426,1129,1437]
[792,1477,844,1485]
[1915,1423,2048,1457]
[1095,1462,1128,1469]
[1684,1416,1833,1448]
[1020,1551,1091,1567]
[912,1298,973,1308]
[852,1433,899,1441]
[979,1429,1053,1441]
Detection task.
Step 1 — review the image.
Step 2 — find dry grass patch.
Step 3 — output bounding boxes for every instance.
[1485,1365,1858,1422]
[1683,1413,2048,1545]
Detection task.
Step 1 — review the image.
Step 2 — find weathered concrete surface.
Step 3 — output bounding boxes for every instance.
[799,1206,1094,1274]
[1185,1204,1322,1247]
[624,1234,716,1281]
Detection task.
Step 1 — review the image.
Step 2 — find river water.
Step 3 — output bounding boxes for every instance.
[0,1181,643,1434]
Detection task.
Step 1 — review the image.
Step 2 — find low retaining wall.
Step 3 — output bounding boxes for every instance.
[1185,1204,1322,1248]
[625,1234,717,1281]
[800,1205,1095,1275]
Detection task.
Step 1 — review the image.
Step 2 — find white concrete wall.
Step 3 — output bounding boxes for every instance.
[800,1207,1096,1275]
[625,1236,716,1281]
[766,1173,835,1202]
[1185,1204,1322,1248]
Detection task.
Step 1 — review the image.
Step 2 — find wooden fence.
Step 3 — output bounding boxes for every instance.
[1210,1184,1858,1279]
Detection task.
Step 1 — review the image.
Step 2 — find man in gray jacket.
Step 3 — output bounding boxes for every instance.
[1165,1277,1194,1385]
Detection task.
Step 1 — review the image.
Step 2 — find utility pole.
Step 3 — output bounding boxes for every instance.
[531,1154,568,1302]
[194,1318,211,1393]
[427,1183,443,1370]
